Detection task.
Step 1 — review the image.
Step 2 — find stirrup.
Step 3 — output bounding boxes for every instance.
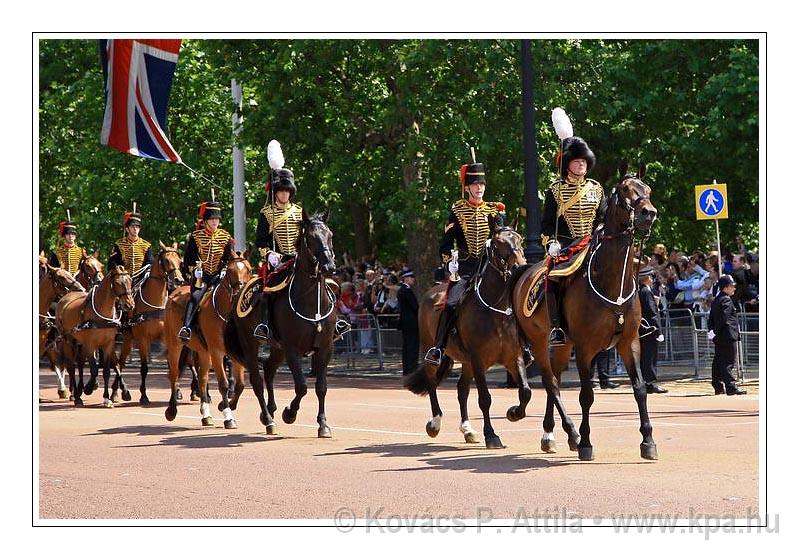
[424,347,443,366]
[253,323,271,341]
[548,327,566,347]
[335,319,351,338]
[522,346,534,367]
[177,326,192,341]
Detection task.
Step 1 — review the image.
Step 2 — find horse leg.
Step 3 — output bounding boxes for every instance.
[282,352,307,425]
[618,337,658,460]
[423,359,450,438]
[164,345,181,422]
[260,351,283,419]
[574,348,596,460]
[456,371,479,444]
[101,345,114,408]
[224,355,235,400]
[212,354,236,429]
[197,354,214,427]
[139,343,151,406]
[247,351,276,435]
[312,347,333,438]
[506,355,532,422]
[549,346,580,451]
[470,362,504,449]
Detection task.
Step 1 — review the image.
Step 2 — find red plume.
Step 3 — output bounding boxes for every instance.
[265,180,271,193]
[59,221,66,236]
[495,202,506,212]
[123,211,133,226]
[198,202,208,220]
[459,164,468,187]
[555,150,563,169]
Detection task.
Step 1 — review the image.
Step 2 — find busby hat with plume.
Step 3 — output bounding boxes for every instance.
[552,108,595,179]
[265,140,296,199]
[59,208,77,236]
[459,146,486,198]
[123,202,142,228]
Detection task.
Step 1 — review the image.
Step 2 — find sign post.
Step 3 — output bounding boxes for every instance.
[695,180,728,277]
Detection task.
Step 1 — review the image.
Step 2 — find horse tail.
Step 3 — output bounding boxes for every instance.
[402,355,453,395]
[224,314,246,367]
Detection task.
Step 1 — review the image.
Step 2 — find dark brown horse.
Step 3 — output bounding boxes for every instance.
[38,258,84,398]
[164,250,251,428]
[512,166,658,460]
[54,265,135,407]
[117,242,185,405]
[225,211,338,437]
[403,220,530,448]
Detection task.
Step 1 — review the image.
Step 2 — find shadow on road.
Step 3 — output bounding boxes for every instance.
[83,424,284,450]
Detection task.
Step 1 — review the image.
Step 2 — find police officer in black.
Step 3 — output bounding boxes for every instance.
[708,275,747,395]
[177,201,234,341]
[424,161,505,366]
[638,266,668,394]
[397,270,420,374]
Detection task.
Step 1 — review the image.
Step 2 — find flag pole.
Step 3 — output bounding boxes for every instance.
[713,179,722,277]
[231,78,246,253]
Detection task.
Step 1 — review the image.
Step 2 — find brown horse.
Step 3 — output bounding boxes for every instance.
[54,265,135,407]
[117,242,185,405]
[38,259,85,398]
[512,166,658,460]
[224,211,338,437]
[403,220,530,448]
[164,250,252,428]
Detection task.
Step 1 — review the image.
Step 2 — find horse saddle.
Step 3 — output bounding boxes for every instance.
[520,238,592,318]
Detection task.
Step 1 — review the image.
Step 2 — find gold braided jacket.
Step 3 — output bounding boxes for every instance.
[261,202,303,255]
[112,237,151,274]
[548,178,604,239]
[54,244,83,275]
[448,199,504,261]
[191,228,232,275]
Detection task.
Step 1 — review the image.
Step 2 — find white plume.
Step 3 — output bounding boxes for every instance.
[551,107,574,141]
[267,140,285,170]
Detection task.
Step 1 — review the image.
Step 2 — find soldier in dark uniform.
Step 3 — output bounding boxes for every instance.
[107,208,153,287]
[253,165,303,341]
[424,161,506,366]
[397,270,420,374]
[540,135,606,347]
[48,218,83,275]
[708,275,747,395]
[638,266,668,394]
[177,201,234,341]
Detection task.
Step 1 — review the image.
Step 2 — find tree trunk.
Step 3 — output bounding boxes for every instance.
[349,197,374,261]
[402,159,438,295]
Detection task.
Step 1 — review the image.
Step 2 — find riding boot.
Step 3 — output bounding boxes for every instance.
[424,305,457,366]
[253,297,273,341]
[546,285,566,347]
[178,298,197,341]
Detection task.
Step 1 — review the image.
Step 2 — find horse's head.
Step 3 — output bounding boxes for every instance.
[299,209,336,277]
[487,215,526,276]
[77,249,104,289]
[223,247,253,298]
[157,241,185,288]
[606,163,657,237]
[109,265,135,310]
[48,264,85,297]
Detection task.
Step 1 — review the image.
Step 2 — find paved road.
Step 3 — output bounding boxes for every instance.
[38,368,759,521]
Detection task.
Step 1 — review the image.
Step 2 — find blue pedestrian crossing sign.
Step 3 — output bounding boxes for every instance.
[695,184,728,220]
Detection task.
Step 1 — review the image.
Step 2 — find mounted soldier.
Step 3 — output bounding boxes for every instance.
[177,197,235,341]
[107,203,153,289]
[541,108,607,347]
[423,151,506,366]
[253,140,304,342]
[48,210,83,275]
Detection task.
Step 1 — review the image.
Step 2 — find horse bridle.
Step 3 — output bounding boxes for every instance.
[79,257,104,288]
[300,221,335,278]
[136,250,181,310]
[475,228,523,315]
[211,258,250,320]
[50,268,84,297]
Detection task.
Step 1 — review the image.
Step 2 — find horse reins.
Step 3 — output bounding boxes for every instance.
[289,221,336,329]
[474,230,520,316]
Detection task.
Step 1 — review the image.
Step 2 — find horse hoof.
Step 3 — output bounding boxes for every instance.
[176,388,184,401]
[165,406,177,422]
[578,447,594,461]
[282,408,297,424]
[74,397,84,407]
[122,389,132,402]
[139,395,150,406]
[425,421,440,438]
[463,432,480,444]
[103,398,114,408]
[83,385,94,396]
[318,426,332,438]
[201,416,214,427]
[485,436,506,449]
[266,423,277,435]
[640,443,658,461]
[111,393,120,404]
[506,406,524,422]
[568,435,581,452]
[190,392,199,402]
[224,419,237,430]
[541,439,557,454]
[57,389,69,400]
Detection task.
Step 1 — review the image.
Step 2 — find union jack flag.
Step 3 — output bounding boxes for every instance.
[99,39,182,163]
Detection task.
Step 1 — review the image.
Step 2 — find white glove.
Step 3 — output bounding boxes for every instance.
[707,330,715,341]
[268,252,281,268]
[219,268,226,279]
[194,268,203,279]
[656,334,665,342]
[448,261,459,275]
[547,241,561,257]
